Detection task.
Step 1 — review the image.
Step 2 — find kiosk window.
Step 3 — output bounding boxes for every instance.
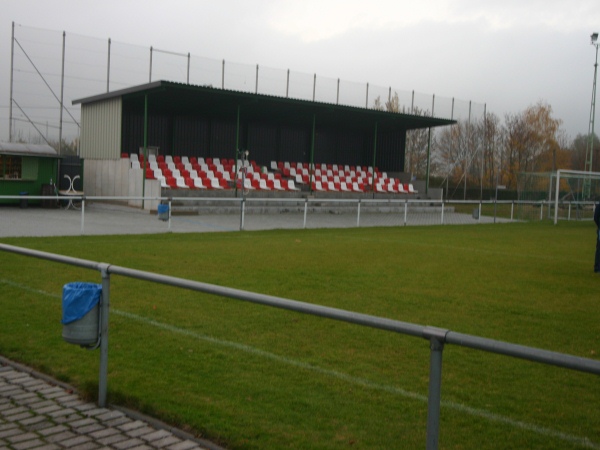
[0,156,22,179]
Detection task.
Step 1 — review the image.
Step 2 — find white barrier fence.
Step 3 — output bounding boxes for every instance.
[0,196,596,237]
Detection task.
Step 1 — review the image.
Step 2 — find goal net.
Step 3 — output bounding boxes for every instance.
[517,170,600,223]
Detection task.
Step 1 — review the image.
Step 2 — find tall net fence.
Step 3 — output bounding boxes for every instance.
[6,23,485,150]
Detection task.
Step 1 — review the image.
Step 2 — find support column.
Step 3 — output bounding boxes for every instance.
[9,22,15,142]
[59,31,66,155]
[310,114,316,192]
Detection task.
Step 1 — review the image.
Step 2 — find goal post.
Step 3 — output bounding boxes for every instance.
[553,169,600,224]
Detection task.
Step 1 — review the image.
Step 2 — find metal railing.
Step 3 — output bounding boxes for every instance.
[1,195,596,237]
[1,242,599,449]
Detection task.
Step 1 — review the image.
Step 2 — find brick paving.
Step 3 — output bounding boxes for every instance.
[0,360,223,450]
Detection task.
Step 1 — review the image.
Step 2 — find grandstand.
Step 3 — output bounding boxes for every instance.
[132,152,418,194]
[74,80,454,207]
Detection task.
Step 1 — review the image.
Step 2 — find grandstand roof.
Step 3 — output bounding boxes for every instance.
[73,80,455,133]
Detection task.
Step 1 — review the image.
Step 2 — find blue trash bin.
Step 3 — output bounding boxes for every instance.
[61,282,102,346]
[157,203,169,221]
[19,192,28,209]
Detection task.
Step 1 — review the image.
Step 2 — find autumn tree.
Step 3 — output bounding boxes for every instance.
[500,102,566,189]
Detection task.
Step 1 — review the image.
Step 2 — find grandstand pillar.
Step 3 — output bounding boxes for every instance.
[310,114,316,193]
[426,127,431,195]
[142,94,148,209]
[234,105,241,197]
[372,122,378,193]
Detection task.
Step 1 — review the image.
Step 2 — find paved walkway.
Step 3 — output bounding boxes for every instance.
[0,357,223,450]
[0,201,506,238]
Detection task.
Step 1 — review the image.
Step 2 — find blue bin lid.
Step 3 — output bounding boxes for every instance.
[61,282,102,324]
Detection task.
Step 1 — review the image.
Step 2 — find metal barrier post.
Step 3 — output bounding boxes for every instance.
[81,198,85,234]
[168,198,172,231]
[404,200,408,226]
[357,199,361,227]
[240,198,246,231]
[424,327,447,450]
[303,198,308,229]
[440,201,444,225]
[98,263,111,407]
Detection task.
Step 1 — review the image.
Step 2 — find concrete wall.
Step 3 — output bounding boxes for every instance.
[83,159,129,198]
[127,169,159,211]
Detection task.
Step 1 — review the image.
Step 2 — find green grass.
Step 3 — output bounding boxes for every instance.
[1,222,599,449]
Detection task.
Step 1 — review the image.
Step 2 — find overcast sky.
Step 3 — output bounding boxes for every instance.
[1,0,599,142]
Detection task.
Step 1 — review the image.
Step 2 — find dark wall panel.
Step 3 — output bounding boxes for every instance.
[246,122,278,165]
[172,116,209,156]
[376,130,406,172]
[279,126,310,163]
[210,120,237,160]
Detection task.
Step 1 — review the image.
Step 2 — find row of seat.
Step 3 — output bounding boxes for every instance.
[124,153,417,194]
[270,160,418,194]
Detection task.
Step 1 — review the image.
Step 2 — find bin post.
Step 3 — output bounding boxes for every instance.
[423,327,448,450]
[98,263,111,407]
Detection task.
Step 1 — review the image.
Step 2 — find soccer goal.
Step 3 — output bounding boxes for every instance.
[552,170,600,224]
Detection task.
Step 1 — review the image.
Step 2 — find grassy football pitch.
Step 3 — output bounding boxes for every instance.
[1,221,599,449]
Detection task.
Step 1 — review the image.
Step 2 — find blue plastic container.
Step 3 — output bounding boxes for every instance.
[61,282,102,346]
[157,203,169,221]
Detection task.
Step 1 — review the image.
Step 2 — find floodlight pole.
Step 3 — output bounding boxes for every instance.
[584,32,599,198]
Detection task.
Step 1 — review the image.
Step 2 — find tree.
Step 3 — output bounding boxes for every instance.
[501,102,565,189]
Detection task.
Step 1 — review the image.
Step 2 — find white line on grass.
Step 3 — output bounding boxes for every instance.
[2,278,599,449]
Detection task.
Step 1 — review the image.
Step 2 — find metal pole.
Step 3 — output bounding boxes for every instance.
[59,31,66,155]
[426,127,432,195]
[286,69,290,98]
[9,22,15,142]
[168,198,172,231]
[554,170,561,225]
[106,38,111,92]
[313,74,316,101]
[365,83,369,108]
[584,34,599,198]
[187,52,190,84]
[336,78,340,105]
[404,200,408,226]
[481,104,486,201]
[240,198,246,231]
[142,94,148,209]
[464,101,472,200]
[310,114,316,194]
[98,263,111,407]
[303,198,308,229]
[149,46,153,83]
[222,59,225,89]
[356,199,361,227]
[255,64,259,94]
[425,330,446,450]
[372,122,378,192]
[81,199,85,234]
[235,106,241,197]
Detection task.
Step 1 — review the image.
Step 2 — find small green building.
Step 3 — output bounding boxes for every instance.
[0,142,60,205]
